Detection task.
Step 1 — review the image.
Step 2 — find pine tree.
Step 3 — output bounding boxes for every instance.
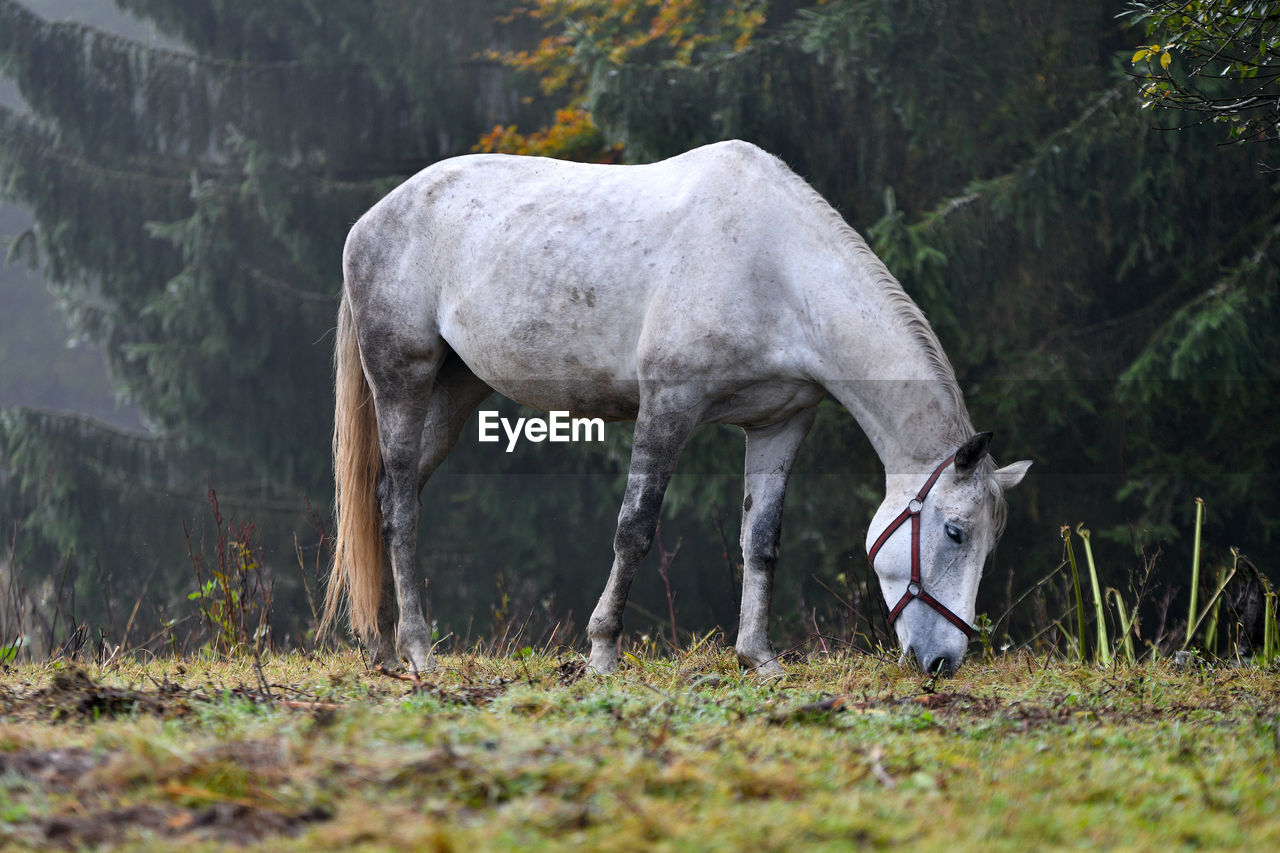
[2,0,1275,652]
[526,0,1280,630]
[0,0,569,641]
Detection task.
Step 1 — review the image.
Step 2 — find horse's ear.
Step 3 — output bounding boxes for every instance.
[954,431,993,475]
[994,460,1032,491]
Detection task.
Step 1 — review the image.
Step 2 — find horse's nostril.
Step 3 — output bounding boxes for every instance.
[924,655,952,676]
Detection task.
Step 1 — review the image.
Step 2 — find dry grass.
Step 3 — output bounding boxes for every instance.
[0,645,1277,850]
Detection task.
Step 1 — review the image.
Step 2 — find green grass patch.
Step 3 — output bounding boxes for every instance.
[0,648,1277,850]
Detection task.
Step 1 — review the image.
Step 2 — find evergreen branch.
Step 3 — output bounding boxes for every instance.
[245,266,338,304]
[917,85,1129,231]
[0,0,311,72]
[0,0,443,175]
[0,105,390,193]
[0,407,315,518]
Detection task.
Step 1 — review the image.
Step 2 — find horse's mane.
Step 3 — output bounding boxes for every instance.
[771,156,1010,536]
[769,157,971,439]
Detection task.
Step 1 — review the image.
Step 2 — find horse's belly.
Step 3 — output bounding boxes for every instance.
[700,380,824,426]
[442,297,821,425]
[438,272,651,418]
[445,324,641,419]
[484,376,641,421]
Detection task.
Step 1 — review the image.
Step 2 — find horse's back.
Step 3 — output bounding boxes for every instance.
[345,141,825,419]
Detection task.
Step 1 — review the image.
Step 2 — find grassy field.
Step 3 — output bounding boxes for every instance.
[0,645,1277,851]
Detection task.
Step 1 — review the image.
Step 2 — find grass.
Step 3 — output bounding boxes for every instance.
[0,646,1278,851]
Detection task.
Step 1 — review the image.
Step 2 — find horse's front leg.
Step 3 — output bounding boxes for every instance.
[587,392,699,674]
[736,407,817,676]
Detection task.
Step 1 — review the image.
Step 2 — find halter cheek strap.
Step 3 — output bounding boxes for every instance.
[867,454,974,640]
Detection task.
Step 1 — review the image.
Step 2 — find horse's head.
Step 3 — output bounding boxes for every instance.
[867,432,1031,676]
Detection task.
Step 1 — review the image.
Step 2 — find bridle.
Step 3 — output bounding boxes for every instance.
[867,454,974,639]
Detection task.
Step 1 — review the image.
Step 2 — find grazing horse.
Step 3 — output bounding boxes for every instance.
[322,140,1031,676]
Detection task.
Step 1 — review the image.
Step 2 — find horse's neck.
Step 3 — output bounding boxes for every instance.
[836,374,967,474]
[806,257,971,475]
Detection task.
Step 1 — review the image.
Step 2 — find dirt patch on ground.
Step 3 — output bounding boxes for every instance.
[0,746,107,784]
[0,665,523,847]
[0,741,332,848]
[0,666,348,722]
[0,740,332,849]
[25,667,196,719]
[40,801,331,848]
[0,668,342,848]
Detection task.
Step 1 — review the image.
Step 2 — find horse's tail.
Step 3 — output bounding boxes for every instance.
[320,289,384,643]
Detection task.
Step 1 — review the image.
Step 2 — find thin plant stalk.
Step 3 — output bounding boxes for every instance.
[1061,525,1087,663]
[1263,591,1278,667]
[1077,524,1110,666]
[1107,588,1137,665]
[1180,549,1237,653]
[1203,563,1226,657]
[1186,497,1205,646]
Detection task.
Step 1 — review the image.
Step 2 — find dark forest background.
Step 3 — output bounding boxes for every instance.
[1,0,1275,658]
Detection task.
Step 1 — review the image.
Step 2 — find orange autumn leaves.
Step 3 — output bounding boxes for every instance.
[475,0,766,161]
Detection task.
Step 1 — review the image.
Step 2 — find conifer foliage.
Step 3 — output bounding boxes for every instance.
[0,0,1275,647]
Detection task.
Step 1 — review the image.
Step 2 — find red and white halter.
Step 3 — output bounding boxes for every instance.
[867,454,974,639]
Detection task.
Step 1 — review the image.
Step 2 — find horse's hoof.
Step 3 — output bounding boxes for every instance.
[397,636,436,675]
[586,649,618,675]
[366,638,400,670]
[753,660,787,679]
[405,654,437,675]
[737,648,786,678]
[370,652,402,672]
[586,658,617,675]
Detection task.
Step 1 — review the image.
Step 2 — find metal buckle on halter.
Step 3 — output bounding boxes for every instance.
[908,498,923,514]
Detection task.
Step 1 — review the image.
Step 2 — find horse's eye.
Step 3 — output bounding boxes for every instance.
[945,523,964,544]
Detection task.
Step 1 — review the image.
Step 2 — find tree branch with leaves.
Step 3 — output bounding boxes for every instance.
[1126,1,1280,161]
[475,0,767,161]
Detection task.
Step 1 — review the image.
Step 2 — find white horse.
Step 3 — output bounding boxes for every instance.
[322,140,1030,676]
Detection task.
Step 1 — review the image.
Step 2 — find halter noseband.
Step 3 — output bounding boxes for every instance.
[867,454,974,639]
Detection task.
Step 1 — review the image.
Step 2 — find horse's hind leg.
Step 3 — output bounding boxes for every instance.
[413,352,494,491]
[587,389,700,674]
[368,544,397,668]
[736,408,817,676]
[367,349,492,672]
[366,351,438,673]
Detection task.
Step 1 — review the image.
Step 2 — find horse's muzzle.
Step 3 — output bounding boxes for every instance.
[905,636,966,677]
